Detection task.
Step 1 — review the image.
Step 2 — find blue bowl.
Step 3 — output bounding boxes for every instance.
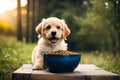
[43,54,81,73]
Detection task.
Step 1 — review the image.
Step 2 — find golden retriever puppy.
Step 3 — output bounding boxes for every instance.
[32,17,70,70]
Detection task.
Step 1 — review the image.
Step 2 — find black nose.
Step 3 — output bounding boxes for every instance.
[51,31,56,36]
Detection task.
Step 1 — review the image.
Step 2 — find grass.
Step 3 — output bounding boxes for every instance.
[0,35,36,80]
[0,35,120,80]
[81,51,120,75]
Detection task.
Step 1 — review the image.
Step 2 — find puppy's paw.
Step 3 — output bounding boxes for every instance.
[32,64,44,70]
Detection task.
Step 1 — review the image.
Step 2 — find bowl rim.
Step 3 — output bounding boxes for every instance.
[44,53,81,56]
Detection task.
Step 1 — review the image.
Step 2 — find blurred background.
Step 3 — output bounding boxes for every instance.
[0,0,120,80]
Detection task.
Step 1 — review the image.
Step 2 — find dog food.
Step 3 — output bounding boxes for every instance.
[49,50,77,55]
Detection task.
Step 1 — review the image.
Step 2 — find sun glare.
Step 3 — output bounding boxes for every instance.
[0,0,27,14]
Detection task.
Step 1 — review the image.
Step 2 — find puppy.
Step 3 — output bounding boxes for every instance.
[32,17,70,70]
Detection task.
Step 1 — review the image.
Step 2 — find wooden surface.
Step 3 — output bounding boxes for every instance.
[12,64,120,80]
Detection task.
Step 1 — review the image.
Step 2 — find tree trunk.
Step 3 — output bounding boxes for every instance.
[118,31,120,53]
[31,0,39,43]
[17,0,23,41]
[26,0,30,43]
[108,26,117,56]
[31,0,35,43]
[114,0,120,53]
[110,0,120,55]
[26,0,34,43]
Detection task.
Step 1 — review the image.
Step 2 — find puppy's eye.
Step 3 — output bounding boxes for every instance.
[57,26,61,29]
[46,25,51,29]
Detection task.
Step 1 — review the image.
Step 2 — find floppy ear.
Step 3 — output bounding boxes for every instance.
[61,19,71,40]
[35,19,45,37]
[35,23,42,35]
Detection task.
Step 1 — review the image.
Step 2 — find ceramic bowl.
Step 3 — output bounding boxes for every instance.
[43,54,81,73]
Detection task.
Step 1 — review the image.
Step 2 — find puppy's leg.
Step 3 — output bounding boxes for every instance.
[32,53,43,70]
[32,46,44,70]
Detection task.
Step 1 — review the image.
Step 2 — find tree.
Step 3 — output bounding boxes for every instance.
[31,0,39,42]
[109,0,120,54]
[17,0,23,41]
[26,0,30,43]
[26,0,39,43]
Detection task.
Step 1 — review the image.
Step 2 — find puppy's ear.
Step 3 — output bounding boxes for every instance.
[35,19,45,37]
[61,19,71,40]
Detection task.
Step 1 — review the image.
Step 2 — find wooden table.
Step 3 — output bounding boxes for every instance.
[12,64,120,80]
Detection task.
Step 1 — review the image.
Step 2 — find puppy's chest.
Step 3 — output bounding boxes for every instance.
[41,44,67,54]
[45,45,65,53]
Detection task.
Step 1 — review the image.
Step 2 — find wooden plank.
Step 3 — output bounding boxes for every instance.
[75,64,118,76]
[31,64,119,80]
[12,64,33,80]
[75,64,120,80]
[32,70,85,80]
[12,64,120,80]
[85,75,120,80]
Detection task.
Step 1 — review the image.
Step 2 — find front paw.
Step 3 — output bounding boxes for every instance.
[32,64,44,70]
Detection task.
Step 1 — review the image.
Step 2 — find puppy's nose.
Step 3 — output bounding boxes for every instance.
[51,31,56,36]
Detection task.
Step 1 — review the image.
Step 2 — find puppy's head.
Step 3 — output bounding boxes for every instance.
[36,17,70,44]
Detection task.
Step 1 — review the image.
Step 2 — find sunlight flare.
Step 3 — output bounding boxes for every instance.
[0,0,27,14]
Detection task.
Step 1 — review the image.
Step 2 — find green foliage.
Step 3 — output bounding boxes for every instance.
[0,35,35,80]
[78,11,112,51]
[74,0,118,51]
[105,57,120,74]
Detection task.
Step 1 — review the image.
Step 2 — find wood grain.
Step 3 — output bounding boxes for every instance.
[12,64,120,80]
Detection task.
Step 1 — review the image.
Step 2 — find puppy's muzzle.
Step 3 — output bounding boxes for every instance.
[49,31,58,43]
